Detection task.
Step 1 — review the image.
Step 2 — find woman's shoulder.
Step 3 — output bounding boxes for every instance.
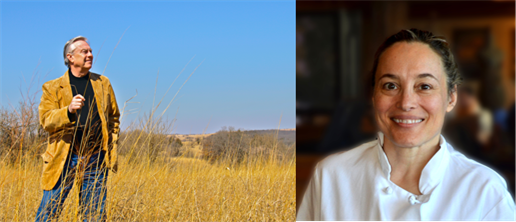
[316,139,379,172]
[446,143,509,191]
[444,142,515,219]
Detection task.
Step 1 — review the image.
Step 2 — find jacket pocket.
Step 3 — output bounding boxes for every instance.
[41,151,54,164]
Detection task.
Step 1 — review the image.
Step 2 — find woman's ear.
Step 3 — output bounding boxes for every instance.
[446,85,458,112]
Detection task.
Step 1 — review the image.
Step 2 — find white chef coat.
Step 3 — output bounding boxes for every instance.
[297,132,516,221]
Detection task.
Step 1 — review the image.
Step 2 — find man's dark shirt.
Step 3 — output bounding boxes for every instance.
[67,69,103,155]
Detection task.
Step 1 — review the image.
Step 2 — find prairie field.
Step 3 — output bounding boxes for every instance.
[0,90,296,221]
[0,151,295,221]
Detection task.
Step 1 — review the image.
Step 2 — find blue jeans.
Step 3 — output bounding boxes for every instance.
[35,151,108,222]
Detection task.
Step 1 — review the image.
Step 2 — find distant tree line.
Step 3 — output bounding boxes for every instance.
[202,126,295,164]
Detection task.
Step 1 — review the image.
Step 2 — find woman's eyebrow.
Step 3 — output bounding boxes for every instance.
[417,73,439,81]
[378,74,398,81]
[378,73,439,82]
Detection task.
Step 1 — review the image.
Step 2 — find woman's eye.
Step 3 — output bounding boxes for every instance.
[419,84,432,90]
[383,82,397,90]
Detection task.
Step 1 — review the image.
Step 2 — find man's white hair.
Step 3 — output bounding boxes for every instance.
[63,36,89,66]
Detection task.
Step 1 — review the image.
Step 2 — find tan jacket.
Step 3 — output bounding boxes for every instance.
[38,71,120,190]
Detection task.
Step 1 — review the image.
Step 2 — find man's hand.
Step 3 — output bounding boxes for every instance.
[68,94,85,114]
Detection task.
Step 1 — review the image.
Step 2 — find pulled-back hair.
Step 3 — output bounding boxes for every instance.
[371,28,462,94]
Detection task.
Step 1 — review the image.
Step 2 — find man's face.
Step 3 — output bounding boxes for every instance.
[67,40,93,71]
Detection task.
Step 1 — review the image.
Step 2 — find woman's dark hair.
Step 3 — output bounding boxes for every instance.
[371,28,462,95]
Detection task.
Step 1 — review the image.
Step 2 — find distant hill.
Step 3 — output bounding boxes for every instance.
[169,128,296,144]
[242,129,296,145]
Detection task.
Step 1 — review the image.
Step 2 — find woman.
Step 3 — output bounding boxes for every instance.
[297,29,515,220]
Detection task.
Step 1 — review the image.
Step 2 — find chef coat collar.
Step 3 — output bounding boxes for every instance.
[376,131,450,195]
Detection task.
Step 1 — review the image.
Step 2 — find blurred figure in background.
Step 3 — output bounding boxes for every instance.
[445,82,515,198]
[444,81,493,160]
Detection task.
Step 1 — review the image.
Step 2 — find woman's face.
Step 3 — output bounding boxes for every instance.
[372,41,457,148]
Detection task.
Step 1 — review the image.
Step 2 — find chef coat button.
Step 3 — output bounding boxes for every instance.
[383,187,392,194]
[408,195,417,205]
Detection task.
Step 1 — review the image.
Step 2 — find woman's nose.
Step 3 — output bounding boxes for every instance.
[397,89,417,111]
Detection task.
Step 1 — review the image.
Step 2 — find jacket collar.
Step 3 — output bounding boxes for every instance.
[376,131,450,195]
[58,70,103,115]
[60,69,101,87]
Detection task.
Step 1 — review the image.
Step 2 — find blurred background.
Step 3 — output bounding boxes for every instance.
[296,0,515,209]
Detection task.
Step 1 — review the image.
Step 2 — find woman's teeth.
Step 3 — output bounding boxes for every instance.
[393,119,423,124]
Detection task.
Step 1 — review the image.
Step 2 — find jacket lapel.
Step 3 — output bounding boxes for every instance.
[58,70,73,108]
[90,73,105,118]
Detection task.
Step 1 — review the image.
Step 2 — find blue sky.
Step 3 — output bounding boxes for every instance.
[1,1,295,134]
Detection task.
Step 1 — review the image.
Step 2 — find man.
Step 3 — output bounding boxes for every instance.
[36,36,120,221]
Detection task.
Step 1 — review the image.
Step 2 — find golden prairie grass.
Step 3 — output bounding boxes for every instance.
[0,93,296,221]
[0,150,295,221]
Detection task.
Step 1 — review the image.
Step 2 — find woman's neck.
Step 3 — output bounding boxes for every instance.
[382,134,441,195]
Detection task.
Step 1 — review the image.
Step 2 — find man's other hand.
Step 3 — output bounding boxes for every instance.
[68,94,85,114]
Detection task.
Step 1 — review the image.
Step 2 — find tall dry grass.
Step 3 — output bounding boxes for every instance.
[0,139,295,221]
[0,62,295,221]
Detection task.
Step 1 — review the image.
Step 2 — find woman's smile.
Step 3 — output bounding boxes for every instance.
[390,116,425,127]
